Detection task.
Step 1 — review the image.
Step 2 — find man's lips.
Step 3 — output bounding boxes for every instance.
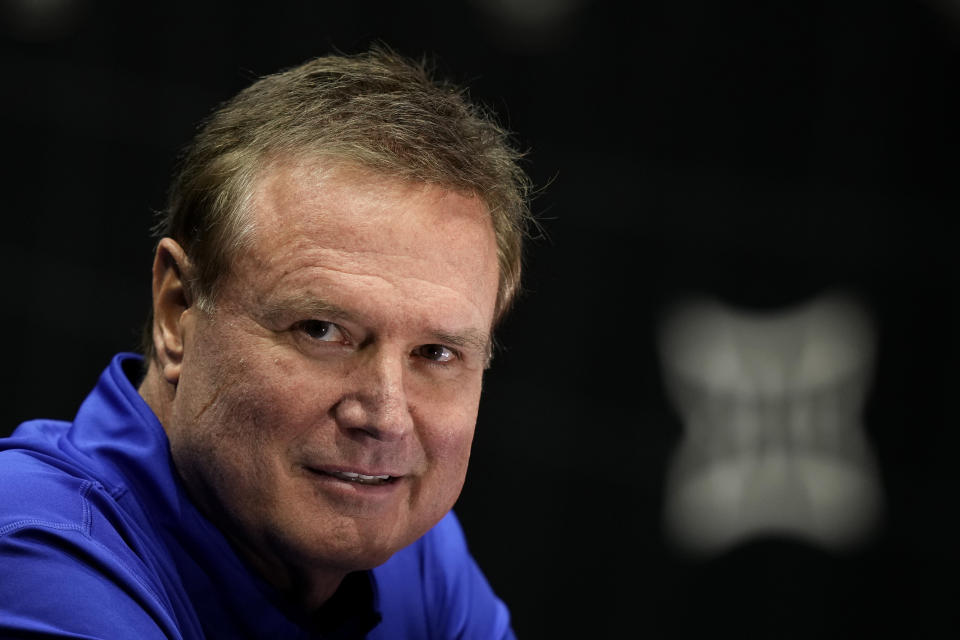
[307,466,403,486]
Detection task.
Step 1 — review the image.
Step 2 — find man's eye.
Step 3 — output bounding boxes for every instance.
[298,320,344,342]
[415,344,456,363]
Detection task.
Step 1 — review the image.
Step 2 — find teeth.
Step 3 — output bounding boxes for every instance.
[327,470,392,484]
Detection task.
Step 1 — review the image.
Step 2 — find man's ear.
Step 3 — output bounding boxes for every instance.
[151,238,196,386]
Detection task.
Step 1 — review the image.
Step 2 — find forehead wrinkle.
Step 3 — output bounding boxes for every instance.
[252,238,493,308]
[305,262,494,325]
[251,234,491,286]
[265,238,488,281]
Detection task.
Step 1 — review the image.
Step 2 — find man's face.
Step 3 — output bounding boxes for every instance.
[164,160,500,584]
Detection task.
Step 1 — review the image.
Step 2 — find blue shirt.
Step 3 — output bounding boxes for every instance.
[0,354,513,639]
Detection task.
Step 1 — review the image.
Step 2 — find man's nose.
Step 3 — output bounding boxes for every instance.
[332,348,414,442]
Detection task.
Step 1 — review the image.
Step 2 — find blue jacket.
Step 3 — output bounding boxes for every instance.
[0,354,513,639]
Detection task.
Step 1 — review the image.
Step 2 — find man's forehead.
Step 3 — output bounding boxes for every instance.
[240,158,498,280]
[248,156,490,229]
[228,156,502,337]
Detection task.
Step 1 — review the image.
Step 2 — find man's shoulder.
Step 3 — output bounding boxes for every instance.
[0,423,98,534]
[0,425,182,638]
[0,419,155,562]
[0,421,146,591]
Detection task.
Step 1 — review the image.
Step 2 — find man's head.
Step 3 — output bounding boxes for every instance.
[143,48,529,360]
[139,50,530,608]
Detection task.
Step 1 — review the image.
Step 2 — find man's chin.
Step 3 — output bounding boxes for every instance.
[275,529,404,576]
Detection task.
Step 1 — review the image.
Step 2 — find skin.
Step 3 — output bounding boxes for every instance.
[138,158,500,611]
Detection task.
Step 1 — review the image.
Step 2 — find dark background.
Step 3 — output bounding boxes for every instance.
[2,0,958,636]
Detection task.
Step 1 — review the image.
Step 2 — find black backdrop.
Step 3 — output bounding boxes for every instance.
[2,0,958,636]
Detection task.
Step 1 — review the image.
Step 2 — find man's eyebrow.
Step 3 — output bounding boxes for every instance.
[260,295,352,323]
[431,329,492,362]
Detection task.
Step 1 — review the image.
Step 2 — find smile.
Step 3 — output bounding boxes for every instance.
[324,470,395,485]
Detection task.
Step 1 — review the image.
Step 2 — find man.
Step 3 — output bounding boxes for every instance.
[0,50,530,639]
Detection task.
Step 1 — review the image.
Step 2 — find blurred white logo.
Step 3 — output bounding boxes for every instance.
[657,292,883,556]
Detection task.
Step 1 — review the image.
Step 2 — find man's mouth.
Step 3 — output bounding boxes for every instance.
[322,470,396,486]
